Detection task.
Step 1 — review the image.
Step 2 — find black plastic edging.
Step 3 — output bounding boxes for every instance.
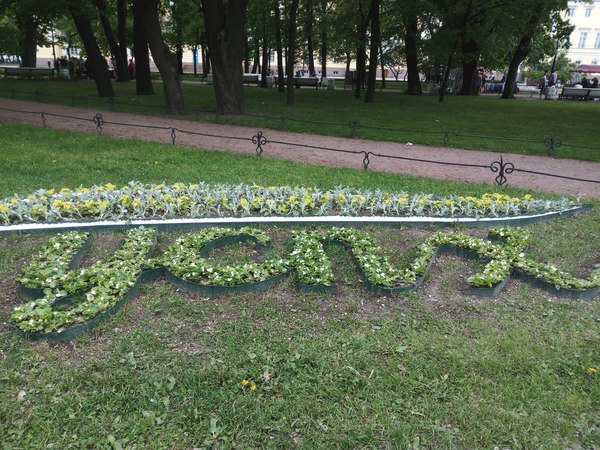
[18,234,93,301]
[17,236,160,342]
[165,270,289,297]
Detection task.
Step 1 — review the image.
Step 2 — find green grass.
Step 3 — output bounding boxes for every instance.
[2,78,600,161]
[0,121,543,199]
[0,124,599,448]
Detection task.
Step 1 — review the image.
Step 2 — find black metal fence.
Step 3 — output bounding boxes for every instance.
[0,104,599,189]
[3,86,600,159]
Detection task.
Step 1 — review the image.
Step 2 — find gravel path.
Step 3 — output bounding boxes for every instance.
[1,98,599,199]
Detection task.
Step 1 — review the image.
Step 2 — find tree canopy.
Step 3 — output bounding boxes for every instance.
[0,0,575,111]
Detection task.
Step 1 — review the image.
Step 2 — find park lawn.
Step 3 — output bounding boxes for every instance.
[1,78,599,161]
[0,123,599,448]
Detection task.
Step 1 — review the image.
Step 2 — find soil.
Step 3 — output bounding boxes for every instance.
[1,97,599,199]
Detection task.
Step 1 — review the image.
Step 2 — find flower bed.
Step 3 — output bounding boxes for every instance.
[12,225,600,340]
[0,181,581,225]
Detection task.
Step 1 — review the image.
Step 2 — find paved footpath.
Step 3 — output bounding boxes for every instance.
[1,98,599,199]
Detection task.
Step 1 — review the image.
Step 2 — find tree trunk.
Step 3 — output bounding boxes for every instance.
[70,7,114,97]
[439,0,473,103]
[117,0,128,65]
[379,42,385,89]
[132,0,154,95]
[320,0,327,80]
[93,0,130,82]
[404,14,421,95]
[354,2,370,99]
[306,0,315,76]
[501,15,539,99]
[260,21,269,88]
[135,0,185,114]
[202,0,248,114]
[176,45,184,75]
[200,32,210,76]
[365,0,380,103]
[459,38,479,95]
[252,41,260,73]
[16,14,37,67]
[286,0,300,105]
[460,58,478,96]
[244,33,250,73]
[274,2,285,93]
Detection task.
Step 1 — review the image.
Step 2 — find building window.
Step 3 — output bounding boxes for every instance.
[567,7,574,16]
[595,33,600,48]
[579,32,588,48]
[575,60,581,66]
[593,60,598,65]
[585,7,592,17]
[333,71,338,75]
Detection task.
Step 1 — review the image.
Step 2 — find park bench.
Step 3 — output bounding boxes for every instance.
[242,73,260,86]
[4,67,55,79]
[294,77,319,89]
[559,87,600,100]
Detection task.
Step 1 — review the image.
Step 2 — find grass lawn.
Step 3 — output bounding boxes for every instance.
[0,123,599,448]
[1,78,600,161]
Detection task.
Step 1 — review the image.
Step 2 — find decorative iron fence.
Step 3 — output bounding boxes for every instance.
[0,104,598,188]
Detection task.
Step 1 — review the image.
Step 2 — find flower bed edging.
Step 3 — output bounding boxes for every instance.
[11,225,600,340]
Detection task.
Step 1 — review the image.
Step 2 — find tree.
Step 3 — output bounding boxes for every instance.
[131,0,154,95]
[92,0,130,81]
[134,0,185,114]
[501,0,569,99]
[354,0,371,99]
[69,2,115,97]
[365,0,380,103]
[285,0,300,105]
[201,0,248,114]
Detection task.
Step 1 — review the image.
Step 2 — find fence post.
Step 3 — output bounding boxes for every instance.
[489,156,515,186]
[252,131,267,156]
[93,113,104,135]
[362,151,372,170]
[171,128,177,145]
[544,136,562,156]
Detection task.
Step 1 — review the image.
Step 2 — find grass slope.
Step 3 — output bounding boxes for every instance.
[0,123,598,449]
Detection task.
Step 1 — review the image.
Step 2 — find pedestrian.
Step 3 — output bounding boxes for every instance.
[128,58,136,80]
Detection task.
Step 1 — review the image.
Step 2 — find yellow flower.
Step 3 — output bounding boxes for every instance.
[587,367,597,374]
[250,384,257,391]
[0,204,9,214]
[104,183,117,191]
[31,205,46,216]
[241,379,250,386]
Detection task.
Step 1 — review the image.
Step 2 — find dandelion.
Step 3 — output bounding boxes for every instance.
[241,379,250,386]
[587,367,597,374]
[250,384,257,391]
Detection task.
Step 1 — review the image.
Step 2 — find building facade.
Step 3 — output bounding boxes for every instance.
[565,0,600,66]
